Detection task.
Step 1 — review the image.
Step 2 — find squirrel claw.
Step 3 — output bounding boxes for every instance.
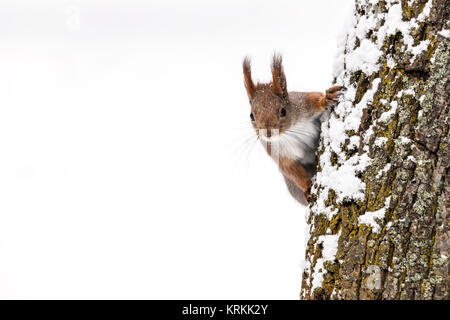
[325,85,345,106]
[303,188,311,203]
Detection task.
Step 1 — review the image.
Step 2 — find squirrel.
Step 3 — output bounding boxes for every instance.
[242,54,342,205]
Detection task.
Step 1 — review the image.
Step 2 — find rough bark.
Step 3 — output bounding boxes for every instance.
[301,0,449,300]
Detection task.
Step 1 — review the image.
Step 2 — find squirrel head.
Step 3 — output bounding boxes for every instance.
[243,55,290,141]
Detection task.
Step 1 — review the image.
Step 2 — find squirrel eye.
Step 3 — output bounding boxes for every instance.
[250,113,255,121]
[280,108,286,117]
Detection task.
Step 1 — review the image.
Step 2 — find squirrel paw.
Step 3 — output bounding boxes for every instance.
[325,85,344,106]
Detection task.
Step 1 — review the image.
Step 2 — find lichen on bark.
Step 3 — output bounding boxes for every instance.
[301,0,449,300]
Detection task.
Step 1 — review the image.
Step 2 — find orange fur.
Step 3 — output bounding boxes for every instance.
[305,85,343,113]
[243,57,256,101]
[271,54,288,100]
[305,92,327,112]
[278,157,312,201]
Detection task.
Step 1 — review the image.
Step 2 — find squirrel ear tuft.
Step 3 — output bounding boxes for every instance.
[243,56,256,101]
[271,54,288,100]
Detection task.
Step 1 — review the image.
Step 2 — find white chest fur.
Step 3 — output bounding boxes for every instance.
[262,118,320,165]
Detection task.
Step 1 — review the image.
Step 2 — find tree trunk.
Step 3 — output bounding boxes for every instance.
[300,0,449,300]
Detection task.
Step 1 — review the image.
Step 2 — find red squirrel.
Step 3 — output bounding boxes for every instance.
[243,55,342,205]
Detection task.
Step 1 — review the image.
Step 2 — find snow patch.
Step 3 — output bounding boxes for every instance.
[374,137,388,147]
[363,125,374,144]
[376,163,391,179]
[346,39,383,76]
[358,209,385,233]
[410,40,430,57]
[417,0,432,22]
[379,101,398,123]
[438,29,450,38]
[358,197,390,233]
[311,234,339,291]
[311,4,387,219]
[387,56,396,68]
[397,89,415,97]
[348,135,360,150]
[400,136,412,144]
[318,234,339,261]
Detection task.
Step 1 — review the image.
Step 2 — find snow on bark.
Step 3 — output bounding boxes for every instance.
[301,0,449,300]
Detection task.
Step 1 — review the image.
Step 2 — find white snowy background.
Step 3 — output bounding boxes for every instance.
[0,0,353,299]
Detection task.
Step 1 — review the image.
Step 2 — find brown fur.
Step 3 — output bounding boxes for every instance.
[252,90,286,132]
[243,57,256,101]
[278,157,312,200]
[271,54,288,100]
